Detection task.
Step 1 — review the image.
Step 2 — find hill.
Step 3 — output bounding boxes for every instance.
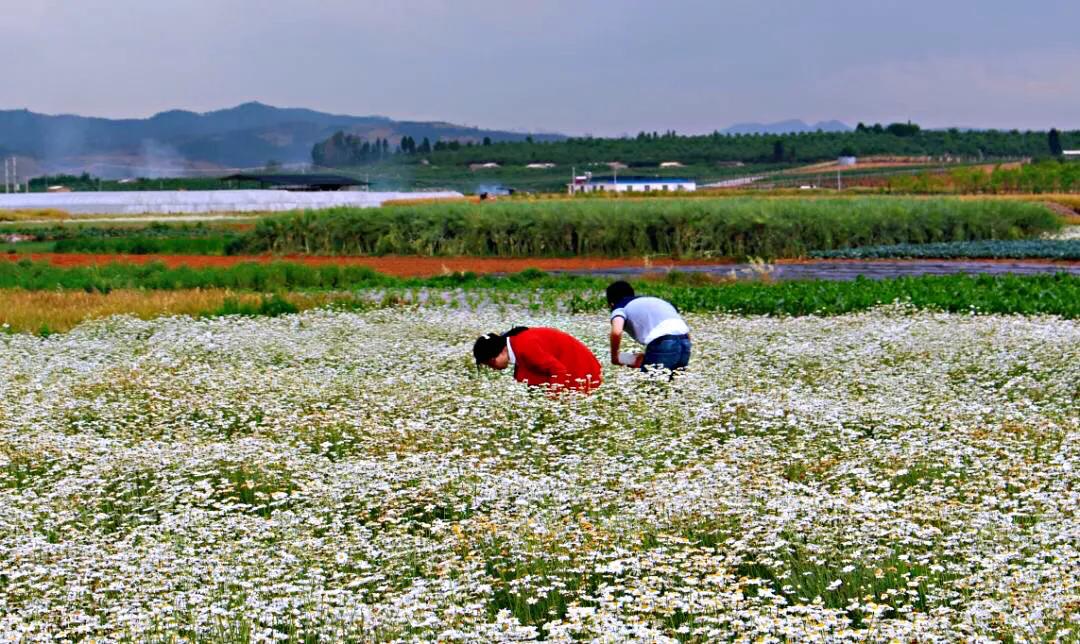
[0,102,564,177]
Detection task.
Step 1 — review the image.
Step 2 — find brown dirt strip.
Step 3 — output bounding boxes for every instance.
[0,253,740,277]
[4,253,1077,277]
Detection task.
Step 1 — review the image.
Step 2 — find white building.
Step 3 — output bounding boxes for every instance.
[569,176,696,194]
[1064,150,1080,159]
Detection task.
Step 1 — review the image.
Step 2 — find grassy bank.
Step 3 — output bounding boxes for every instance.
[2,260,1078,333]
[236,197,1059,259]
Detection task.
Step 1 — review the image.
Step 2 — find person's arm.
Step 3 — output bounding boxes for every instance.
[610,317,643,368]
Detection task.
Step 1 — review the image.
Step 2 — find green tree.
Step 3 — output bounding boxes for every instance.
[772,140,785,162]
[1048,128,1064,157]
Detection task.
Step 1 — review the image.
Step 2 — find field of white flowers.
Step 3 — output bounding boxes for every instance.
[0,306,1077,642]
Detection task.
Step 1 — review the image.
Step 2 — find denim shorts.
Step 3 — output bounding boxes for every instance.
[642,334,692,372]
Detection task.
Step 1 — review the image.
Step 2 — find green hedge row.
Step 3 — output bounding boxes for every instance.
[235,198,1059,259]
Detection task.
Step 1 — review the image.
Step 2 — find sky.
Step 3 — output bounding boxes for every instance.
[1,0,1078,136]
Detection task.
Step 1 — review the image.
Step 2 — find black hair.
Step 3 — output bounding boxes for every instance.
[606,280,635,309]
[472,327,529,364]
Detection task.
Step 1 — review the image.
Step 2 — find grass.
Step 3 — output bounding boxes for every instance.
[236,197,1060,259]
[0,209,70,222]
[0,222,242,255]
[0,288,350,334]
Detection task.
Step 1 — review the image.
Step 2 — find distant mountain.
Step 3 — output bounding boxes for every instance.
[723,119,852,135]
[0,102,565,177]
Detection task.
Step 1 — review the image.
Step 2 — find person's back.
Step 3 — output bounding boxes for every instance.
[510,327,602,392]
[613,296,690,347]
[607,281,692,373]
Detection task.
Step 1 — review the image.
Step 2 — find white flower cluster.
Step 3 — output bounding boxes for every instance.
[1043,225,1080,240]
[0,307,1077,642]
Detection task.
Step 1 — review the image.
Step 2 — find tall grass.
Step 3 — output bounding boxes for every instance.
[0,209,70,222]
[237,198,1059,259]
[0,289,342,334]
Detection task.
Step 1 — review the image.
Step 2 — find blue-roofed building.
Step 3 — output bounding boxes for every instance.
[569,175,696,194]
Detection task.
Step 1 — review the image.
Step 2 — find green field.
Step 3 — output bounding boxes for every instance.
[2,260,1078,320]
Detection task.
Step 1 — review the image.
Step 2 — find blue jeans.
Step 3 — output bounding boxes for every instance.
[642,334,691,372]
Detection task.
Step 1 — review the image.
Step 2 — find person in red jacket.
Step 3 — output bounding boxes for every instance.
[473,326,602,393]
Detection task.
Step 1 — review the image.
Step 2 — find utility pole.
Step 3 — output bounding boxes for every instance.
[836,169,841,192]
[4,157,9,194]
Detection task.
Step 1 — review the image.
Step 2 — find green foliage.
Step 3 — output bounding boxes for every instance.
[633,273,1080,318]
[1048,128,1064,157]
[235,198,1058,259]
[316,124,1080,168]
[1,259,1078,318]
[313,131,393,166]
[812,239,1080,260]
[2,222,240,256]
[52,236,233,255]
[939,160,1080,194]
[210,294,300,318]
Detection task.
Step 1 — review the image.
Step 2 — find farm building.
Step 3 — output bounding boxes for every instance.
[221,173,367,192]
[569,176,696,194]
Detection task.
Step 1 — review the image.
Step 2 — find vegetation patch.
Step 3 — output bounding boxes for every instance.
[812,239,1080,260]
[234,197,1059,259]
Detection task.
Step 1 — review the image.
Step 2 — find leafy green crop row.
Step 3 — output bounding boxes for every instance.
[235,198,1059,259]
[812,239,1080,260]
[50,236,233,255]
[1,259,1077,318]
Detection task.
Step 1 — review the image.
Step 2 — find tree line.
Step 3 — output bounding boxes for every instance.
[312,123,1080,168]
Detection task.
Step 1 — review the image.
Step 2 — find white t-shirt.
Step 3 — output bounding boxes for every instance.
[610,296,690,346]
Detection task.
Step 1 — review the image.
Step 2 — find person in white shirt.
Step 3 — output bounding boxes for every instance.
[606,280,691,373]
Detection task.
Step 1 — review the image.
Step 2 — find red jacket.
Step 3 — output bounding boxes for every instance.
[509,328,602,393]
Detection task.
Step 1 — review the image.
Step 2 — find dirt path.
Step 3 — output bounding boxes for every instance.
[0,253,738,277]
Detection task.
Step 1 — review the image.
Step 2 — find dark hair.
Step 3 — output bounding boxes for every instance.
[472,327,529,364]
[606,280,635,309]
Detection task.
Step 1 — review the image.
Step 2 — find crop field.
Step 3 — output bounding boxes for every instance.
[811,239,1080,260]
[0,191,1078,641]
[0,306,1076,641]
[238,197,1059,259]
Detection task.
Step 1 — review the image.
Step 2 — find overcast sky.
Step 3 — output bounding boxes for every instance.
[2,0,1078,135]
